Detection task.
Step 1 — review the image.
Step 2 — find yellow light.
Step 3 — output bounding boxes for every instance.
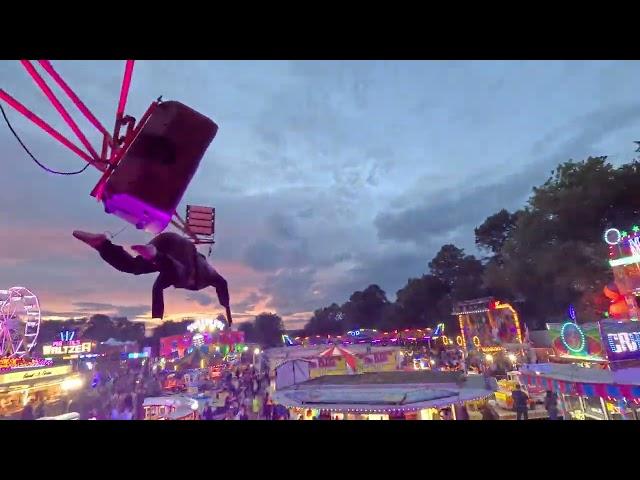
[254,348,261,355]
[508,354,517,363]
[472,336,481,348]
[495,302,523,344]
[200,359,205,369]
[61,377,83,391]
[457,315,466,349]
[485,354,494,362]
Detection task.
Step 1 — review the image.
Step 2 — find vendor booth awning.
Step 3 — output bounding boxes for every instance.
[520,363,640,401]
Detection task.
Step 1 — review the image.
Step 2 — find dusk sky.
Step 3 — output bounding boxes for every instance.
[2,60,640,330]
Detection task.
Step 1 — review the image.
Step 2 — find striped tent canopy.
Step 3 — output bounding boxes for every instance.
[319,345,358,372]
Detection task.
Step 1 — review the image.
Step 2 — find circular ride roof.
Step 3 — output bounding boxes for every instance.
[272,371,492,413]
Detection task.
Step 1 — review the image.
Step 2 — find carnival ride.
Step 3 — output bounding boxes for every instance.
[0,287,41,358]
[0,60,217,247]
[604,225,640,321]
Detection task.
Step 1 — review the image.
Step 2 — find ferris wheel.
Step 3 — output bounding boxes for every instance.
[0,287,41,358]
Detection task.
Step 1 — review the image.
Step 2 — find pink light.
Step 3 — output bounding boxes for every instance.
[0,88,95,165]
[37,60,111,138]
[116,60,135,120]
[20,60,102,165]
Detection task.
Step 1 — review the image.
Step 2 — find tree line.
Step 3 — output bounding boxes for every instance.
[301,156,640,335]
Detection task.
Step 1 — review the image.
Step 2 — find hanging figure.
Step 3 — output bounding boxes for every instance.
[72,230,232,324]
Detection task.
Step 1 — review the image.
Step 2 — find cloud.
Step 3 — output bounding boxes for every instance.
[4,60,640,329]
[375,102,640,245]
[186,292,214,307]
[231,291,264,312]
[70,301,149,319]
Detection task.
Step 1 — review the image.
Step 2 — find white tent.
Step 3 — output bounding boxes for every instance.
[275,359,314,390]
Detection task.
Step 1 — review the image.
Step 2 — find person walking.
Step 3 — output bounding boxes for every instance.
[544,390,559,420]
[202,403,214,420]
[512,384,529,420]
[21,402,35,420]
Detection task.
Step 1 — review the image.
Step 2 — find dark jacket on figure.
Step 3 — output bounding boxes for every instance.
[512,389,529,411]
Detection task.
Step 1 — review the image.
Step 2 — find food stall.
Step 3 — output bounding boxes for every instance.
[0,363,83,417]
[520,363,640,420]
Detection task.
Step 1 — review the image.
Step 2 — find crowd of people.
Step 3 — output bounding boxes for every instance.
[200,365,290,420]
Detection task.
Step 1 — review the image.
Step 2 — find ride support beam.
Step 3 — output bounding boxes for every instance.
[37,60,112,142]
[20,60,101,163]
[112,60,135,147]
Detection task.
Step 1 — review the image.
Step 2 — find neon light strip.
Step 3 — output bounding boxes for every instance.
[37,60,111,138]
[20,60,101,162]
[609,255,640,267]
[0,88,96,165]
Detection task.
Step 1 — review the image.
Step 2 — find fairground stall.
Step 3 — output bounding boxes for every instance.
[159,318,245,361]
[290,327,435,348]
[520,363,640,420]
[271,344,402,389]
[603,225,640,321]
[453,297,527,370]
[0,362,83,417]
[272,370,493,420]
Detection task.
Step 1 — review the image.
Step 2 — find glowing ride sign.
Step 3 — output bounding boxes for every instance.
[600,321,640,362]
[607,332,640,354]
[187,318,225,333]
[42,340,93,356]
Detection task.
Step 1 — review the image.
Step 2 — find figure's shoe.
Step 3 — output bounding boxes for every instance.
[72,230,107,250]
[131,244,158,261]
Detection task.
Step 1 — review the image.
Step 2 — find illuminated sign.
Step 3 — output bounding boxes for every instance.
[187,318,225,333]
[0,358,53,371]
[59,330,76,342]
[546,322,605,360]
[433,323,444,337]
[604,228,622,245]
[0,365,72,386]
[126,351,150,359]
[42,340,93,356]
[347,330,361,336]
[601,321,640,362]
[561,322,585,353]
